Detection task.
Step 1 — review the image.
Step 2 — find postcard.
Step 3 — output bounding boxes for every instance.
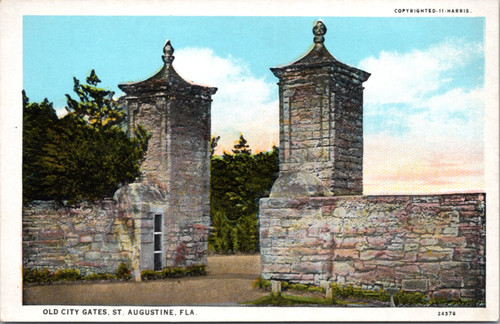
[1,0,498,322]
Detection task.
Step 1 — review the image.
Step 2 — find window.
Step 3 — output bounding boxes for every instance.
[153,214,162,271]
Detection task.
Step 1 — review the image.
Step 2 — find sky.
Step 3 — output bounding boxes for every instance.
[23,16,485,195]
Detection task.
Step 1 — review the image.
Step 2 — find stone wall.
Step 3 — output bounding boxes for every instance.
[259,193,486,300]
[23,183,210,275]
[23,200,132,276]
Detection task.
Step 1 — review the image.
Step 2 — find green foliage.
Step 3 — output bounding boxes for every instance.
[243,293,338,306]
[22,91,58,202]
[252,277,325,294]
[428,297,480,306]
[393,290,427,305]
[23,268,55,283]
[392,290,481,306]
[331,283,390,302]
[283,282,325,293]
[86,273,116,281]
[115,262,132,280]
[231,134,251,154]
[23,71,150,203]
[141,269,163,280]
[53,268,83,281]
[210,135,220,157]
[65,69,123,129]
[209,137,278,253]
[185,264,207,276]
[252,276,271,290]
[141,264,207,280]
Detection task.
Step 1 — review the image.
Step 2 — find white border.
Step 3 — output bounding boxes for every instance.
[1,0,498,322]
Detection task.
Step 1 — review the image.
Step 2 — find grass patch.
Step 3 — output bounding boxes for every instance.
[243,293,338,306]
[331,283,390,302]
[86,273,117,281]
[393,290,483,307]
[252,276,271,290]
[252,277,324,293]
[23,263,207,284]
[141,264,207,280]
[23,266,130,283]
[249,281,482,307]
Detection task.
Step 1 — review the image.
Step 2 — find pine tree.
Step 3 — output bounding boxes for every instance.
[65,69,123,129]
[23,70,150,203]
[208,136,279,253]
[231,134,251,154]
[22,91,58,202]
[210,135,220,156]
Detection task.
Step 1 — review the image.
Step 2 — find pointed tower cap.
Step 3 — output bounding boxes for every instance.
[270,20,370,83]
[118,39,217,97]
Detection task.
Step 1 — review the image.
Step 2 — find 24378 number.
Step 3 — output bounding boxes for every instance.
[438,311,456,316]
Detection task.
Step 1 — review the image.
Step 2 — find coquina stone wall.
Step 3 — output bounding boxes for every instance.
[23,183,210,276]
[259,193,486,300]
[23,200,132,276]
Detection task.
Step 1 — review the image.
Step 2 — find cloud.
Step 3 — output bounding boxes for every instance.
[172,42,485,194]
[359,39,483,106]
[360,39,485,194]
[174,47,278,153]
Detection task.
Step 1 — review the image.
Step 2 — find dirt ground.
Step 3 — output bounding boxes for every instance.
[23,255,268,305]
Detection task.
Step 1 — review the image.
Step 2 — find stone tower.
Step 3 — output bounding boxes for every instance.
[117,40,217,270]
[270,20,370,196]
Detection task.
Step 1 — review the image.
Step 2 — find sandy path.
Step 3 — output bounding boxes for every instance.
[23,255,268,305]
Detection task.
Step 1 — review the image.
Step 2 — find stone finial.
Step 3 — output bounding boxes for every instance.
[313,20,327,44]
[162,39,175,64]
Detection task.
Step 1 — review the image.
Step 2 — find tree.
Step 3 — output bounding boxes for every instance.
[208,135,279,253]
[65,69,123,129]
[23,91,58,202]
[210,135,220,156]
[231,134,251,154]
[23,70,150,203]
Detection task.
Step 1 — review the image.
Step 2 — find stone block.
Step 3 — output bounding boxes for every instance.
[374,266,395,281]
[397,264,420,275]
[417,251,451,262]
[419,238,438,246]
[432,289,460,300]
[402,279,428,292]
[463,276,483,288]
[79,235,93,243]
[84,251,103,261]
[385,250,405,260]
[387,243,404,251]
[440,261,470,270]
[367,236,387,248]
[403,243,419,252]
[293,261,323,274]
[333,261,354,276]
[460,289,480,299]
[437,277,463,289]
[333,249,359,260]
[400,252,418,262]
[442,226,459,236]
[360,250,387,261]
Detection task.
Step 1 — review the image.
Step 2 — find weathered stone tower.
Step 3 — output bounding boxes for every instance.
[260,21,485,301]
[117,40,217,271]
[270,20,370,196]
